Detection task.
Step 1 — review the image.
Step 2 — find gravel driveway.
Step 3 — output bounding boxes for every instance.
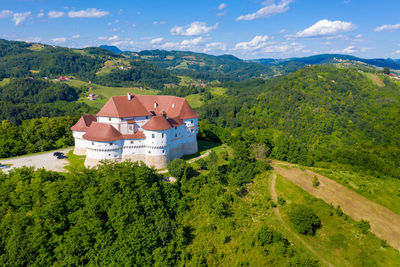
[0,148,73,173]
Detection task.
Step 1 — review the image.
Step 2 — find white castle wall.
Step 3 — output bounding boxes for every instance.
[73,131,87,155]
[77,115,198,169]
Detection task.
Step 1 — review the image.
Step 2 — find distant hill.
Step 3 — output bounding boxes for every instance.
[123,49,275,81]
[0,39,178,89]
[99,45,122,54]
[251,54,400,70]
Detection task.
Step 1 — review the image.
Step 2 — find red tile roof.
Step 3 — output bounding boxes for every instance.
[97,94,198,120]
[71,114,97,132]
[121,131,146,140]
[83,122,122,142]
[142,115,174,131]
[97,94,152,118]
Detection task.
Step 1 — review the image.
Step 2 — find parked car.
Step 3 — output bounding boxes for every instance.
[53,151,64,157]
[0,164,10,169]
[56,155,67,159]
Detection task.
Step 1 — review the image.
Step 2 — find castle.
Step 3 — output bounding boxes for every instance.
[71,93,198,169]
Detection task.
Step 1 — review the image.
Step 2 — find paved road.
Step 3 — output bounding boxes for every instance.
[0,148,73,173]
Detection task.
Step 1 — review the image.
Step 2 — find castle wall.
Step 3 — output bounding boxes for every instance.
[145,154,168,169]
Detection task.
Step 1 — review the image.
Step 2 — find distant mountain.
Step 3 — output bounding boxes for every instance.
[251,54,400,70]
[99,45,122,54]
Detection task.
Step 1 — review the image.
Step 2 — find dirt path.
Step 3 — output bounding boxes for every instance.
[272,162,400,251]
[270,172,334,267]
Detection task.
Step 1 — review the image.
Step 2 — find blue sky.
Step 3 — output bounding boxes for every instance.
[0,0,399,59]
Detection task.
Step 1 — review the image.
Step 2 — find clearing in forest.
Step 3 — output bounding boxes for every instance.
[272,161,400,252]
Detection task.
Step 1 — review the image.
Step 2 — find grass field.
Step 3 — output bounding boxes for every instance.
[275,173,400,266]
[210,87,227,96]
[0,78,10,86]
[96,59,131,75]
[65,150,86,172]
[362,72,385,87]
[310,167,400,215]
[184,94,204,109]
[67,79,158,109]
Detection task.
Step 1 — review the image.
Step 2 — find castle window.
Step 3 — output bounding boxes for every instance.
[146,116,149,119]
[162,150,165,154]
[92,142,94,145]
[174,127,177,130]
[108,117,111,121]
[191,120,193,124]
[109,143,112,146]
[162,133,164,138]
[175,134,177,137]
[191,129,194,133]
[131,141,133,144]
[148,151,151,154]
[152,133,155,138]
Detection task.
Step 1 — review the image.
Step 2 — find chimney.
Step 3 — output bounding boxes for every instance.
[127,93,133,101]
[154,102,158,108]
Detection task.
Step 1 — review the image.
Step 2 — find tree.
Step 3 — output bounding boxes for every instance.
[383,66,391,75]
[167,158,187,179]
[288,204,321,235]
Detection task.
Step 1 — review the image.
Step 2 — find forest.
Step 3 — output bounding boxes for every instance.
[199,66,400,178]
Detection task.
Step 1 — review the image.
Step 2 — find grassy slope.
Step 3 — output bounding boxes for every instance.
[309,167,400,215]
[276,174,400,266]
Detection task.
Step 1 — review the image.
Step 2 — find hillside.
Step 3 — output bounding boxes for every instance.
[0,39,178,89]
[199,65,400,178]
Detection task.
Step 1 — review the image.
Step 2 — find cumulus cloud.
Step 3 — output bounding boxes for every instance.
[171,21,219,36]
[181,37,204,46]
[68,8,109,18]
[48,10,65,18]
[204,42,227,52]
[262,42,304,53]
[236,0,293,21]
[294,19,356,38]
[234,35,271,51]
[52,37,66,43]
[0,10,13,18]
[151,37,164,44]
[375,23,400,32]
[13,12,31,25]
[218,3,227,10]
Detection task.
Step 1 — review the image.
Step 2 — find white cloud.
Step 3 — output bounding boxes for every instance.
[52,37,67,44]
[13,12,31,26]
[375,23,400,32]
[171,21,219,36]
[108,35,119,41]
[151,37,164,44]
[98,36,107,40]
[330,46,359,54]
[0,10,13,18]
[234,35,271,51]
[111,40,134,47]
[37,10,44,18]
[181,37,204,47]
[262,42,304,53]
[48,10,65,18]
[217,11,226,17]
[294,19,356,38]
[72,34,80,39]
[395,50,400,54]
[68,8,109,18]
[236,0,293,21]
[218,3,227,10]
[204,42,227,52]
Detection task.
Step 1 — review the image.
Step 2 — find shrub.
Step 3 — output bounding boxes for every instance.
[358,219,370,234]
[288,204,321,235]
[277,196,286,206]
[257,226,289,246]
[312,176,320,188]
[335,205,344,216]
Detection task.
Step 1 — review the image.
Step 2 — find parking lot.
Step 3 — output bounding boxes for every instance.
[0,148,73,173]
